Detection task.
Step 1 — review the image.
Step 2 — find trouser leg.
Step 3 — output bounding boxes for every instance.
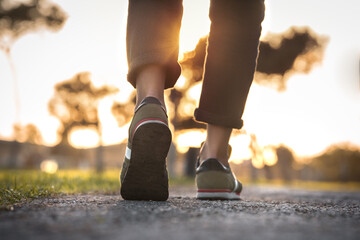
[126,0,183,89]
[194,0,265,129]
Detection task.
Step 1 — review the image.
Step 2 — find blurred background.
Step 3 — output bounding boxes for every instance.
[0,0,359,183]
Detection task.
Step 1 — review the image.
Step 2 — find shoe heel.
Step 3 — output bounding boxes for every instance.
[121,123,171,201]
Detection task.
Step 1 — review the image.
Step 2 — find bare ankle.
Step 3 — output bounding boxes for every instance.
[199,124,233,166]
[135,64,166,109]
[199,141,230,167]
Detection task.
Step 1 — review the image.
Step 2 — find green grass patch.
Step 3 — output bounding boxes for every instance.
[1,170,360,207]
[0,169,196,207]
[0,169,121,207]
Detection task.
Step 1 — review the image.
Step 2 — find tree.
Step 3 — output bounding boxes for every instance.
[0,0,67,122]
[1,0,67,168]
[6,123,43,168]
[13,123,43,145]
[48,72,118,172]
[309,144,360,182]
[111,92,136,128]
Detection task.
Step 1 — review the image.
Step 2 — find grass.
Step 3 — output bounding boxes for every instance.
[0,169,196,207]
[0,169,121,207]
[1,169,360,207]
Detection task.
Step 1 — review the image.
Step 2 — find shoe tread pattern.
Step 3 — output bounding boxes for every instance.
[121,123,171,201]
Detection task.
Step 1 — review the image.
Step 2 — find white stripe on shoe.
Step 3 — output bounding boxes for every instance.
[233,178,239,192]
[135,119,168,131]
[131,118,168,141]
[125,146,131,160]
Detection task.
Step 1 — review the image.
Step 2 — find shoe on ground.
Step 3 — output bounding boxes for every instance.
[120,97,171,201]
[195,146,242,200]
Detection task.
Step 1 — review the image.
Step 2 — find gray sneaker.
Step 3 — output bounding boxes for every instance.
[120,97,171,201]
[195,146,242,200]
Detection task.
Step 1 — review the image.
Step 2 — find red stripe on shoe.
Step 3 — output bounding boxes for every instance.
[131,118,168,142]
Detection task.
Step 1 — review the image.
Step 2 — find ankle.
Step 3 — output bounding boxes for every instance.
[135,64,166,109]
[198,124,232,166]
[199,141,229,167]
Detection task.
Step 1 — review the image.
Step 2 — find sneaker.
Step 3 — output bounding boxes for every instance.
[120,97,172,201]
[195,146,242,200]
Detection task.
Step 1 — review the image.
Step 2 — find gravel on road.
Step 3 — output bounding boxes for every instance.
[1,185,359,240]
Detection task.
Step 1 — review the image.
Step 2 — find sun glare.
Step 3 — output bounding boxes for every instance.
[175,130,206,153]
[174,75,187,89]
[179,0,211,55]
[175,130,256,164]
[36,115,61,146]
[69,127,99,149]
[263,147,278,166]
[98,98,130,145]
[187,83,202,102]
[229,134,252,164]
[40,159,59,174]
[252,156,265,169]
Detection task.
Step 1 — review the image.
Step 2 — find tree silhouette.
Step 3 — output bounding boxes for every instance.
[255,27,328,91]
[111,92,136,128]
[309,144,360,182]
[6,123,44,168]
[0,0,67,122]
[0,0,66,168]
[48,72,118,172]
[274,145,295,181]
[13,123,43,145]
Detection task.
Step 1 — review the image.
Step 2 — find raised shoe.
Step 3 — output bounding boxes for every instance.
[120,97,171,201]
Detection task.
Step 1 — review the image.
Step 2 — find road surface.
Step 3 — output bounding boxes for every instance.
[1,185,359,240]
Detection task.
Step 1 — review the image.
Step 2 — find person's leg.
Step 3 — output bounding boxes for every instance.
[195,0,265,200]
[196,0,265,165]
[127,0,183,93]
[121,0,183,201]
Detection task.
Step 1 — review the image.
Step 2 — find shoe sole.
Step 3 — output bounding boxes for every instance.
[121,122,171,201]
[197,191,240,200]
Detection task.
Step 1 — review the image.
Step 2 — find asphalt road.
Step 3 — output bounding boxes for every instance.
[1,185,359,240]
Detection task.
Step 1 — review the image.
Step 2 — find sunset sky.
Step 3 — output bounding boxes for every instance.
[0,0,359,161]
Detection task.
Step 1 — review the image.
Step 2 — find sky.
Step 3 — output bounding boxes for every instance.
[0,0,359,161]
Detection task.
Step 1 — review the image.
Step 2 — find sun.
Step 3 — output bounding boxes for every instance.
[69,127,99,149]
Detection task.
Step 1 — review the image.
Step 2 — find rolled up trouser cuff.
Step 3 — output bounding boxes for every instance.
[126,0,183,89]
[127,48,181,90]
[194,108,244,129]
